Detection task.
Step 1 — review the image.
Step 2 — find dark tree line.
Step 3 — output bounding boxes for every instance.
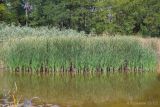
[0,0,160,36]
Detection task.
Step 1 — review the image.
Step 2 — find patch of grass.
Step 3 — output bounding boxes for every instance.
[2,36,157,72]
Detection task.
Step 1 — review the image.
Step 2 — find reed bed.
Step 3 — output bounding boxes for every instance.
[2,36,157,73]
[0,23,85,41]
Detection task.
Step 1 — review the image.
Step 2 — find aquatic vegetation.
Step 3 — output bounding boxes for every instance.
[2,36,157,72]
[0,24,158,73]
[0,80,42,107]
[0,82,22,107]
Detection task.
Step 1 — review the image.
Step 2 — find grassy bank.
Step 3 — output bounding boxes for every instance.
[1,36,157,72]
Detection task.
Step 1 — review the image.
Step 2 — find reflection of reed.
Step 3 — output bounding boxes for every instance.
[0,72,158,105]
[157,64,160,76]
[0,61,4,72]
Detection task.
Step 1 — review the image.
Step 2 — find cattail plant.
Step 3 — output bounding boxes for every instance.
[2,36,157,73]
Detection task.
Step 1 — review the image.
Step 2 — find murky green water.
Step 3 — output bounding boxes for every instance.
[0,72,160,107]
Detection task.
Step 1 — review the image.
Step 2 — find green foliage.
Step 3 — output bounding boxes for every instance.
[0,3,12,22]
[3,36,157,72]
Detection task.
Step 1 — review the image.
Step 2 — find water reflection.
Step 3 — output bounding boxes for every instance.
[0,72,160,107]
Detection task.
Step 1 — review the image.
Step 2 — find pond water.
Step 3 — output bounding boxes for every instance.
[0,72,160,107]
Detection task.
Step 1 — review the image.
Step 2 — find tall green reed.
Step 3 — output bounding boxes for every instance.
[3,36,157,72]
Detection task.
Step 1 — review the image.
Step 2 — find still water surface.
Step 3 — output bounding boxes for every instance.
[0,72,160,107]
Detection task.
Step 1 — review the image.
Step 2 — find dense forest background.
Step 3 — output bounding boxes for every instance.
[0,0,160,36]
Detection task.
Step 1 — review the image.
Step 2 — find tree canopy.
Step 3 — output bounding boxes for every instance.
[0,0,160,36]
